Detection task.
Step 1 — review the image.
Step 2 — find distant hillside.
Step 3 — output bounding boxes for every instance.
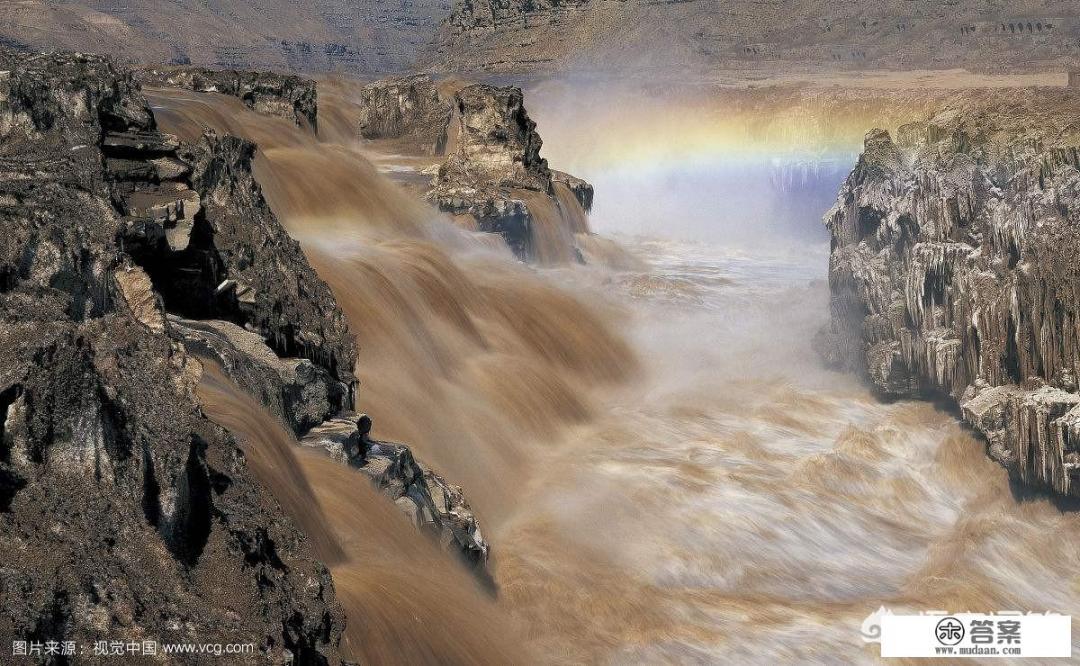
[430,0,1080,75]
[0,0,450,74]
[4,0,1080,77]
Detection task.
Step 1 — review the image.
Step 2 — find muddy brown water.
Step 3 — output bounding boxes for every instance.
[152,87,1080,664]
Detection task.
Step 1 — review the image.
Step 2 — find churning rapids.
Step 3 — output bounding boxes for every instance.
[147,85,1080,664]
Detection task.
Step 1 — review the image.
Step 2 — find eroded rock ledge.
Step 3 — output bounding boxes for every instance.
[301,415,490,574]
[356,74,595,262]
[137,66,318,131]
[173,315,493,573]
[823,89,1080,497]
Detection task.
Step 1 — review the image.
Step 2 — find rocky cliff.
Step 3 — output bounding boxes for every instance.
[356,74,451,150]
[137,67,318,130]
[5,0,1080,78]
[824,89,1080,497]
[0,48,342,662]
[0,47,491,659]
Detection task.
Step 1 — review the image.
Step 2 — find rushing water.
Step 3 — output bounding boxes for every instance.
[150,85,1080,664]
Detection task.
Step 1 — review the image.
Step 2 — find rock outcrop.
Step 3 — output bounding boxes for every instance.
[356,74,450,151]
[0,48,342,660]
[137,66,318,130]
[302,415,490,573]
[169,317,342,436]
[824,89,1080,497]
[357,75,595,261]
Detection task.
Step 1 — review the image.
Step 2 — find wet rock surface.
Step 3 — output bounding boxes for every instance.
[0,48,497,652]
[169,317,344,436]
[824,89,1080,496]
[302,415,490,573]
[0,48,342,661]
[137,66,318,130]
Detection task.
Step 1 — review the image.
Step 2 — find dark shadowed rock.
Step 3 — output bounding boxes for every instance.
[0,48,341,660]
[552,170,594,213]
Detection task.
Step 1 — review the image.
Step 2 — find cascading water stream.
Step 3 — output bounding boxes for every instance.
[197,362,527,664]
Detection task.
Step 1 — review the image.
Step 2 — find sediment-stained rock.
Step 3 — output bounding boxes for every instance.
[824,89,1080,496]
[137,66,318,130]
[175,314,493,572]
[0,48,342,660]
[2,49,500,641]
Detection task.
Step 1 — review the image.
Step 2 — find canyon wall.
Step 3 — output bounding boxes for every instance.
[8,0,1080,77]
[0,0,450,74]
[824,88,1080,496]
[0,48,342,661]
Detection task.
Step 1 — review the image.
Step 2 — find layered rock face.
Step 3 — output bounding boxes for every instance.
[137,67,318,130]
[0,49,342,661]
[0,49,493,643]
[824,89,1080,497]
[432,0,1080,75]
[357,75,594,260]
[0,0,451,74]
